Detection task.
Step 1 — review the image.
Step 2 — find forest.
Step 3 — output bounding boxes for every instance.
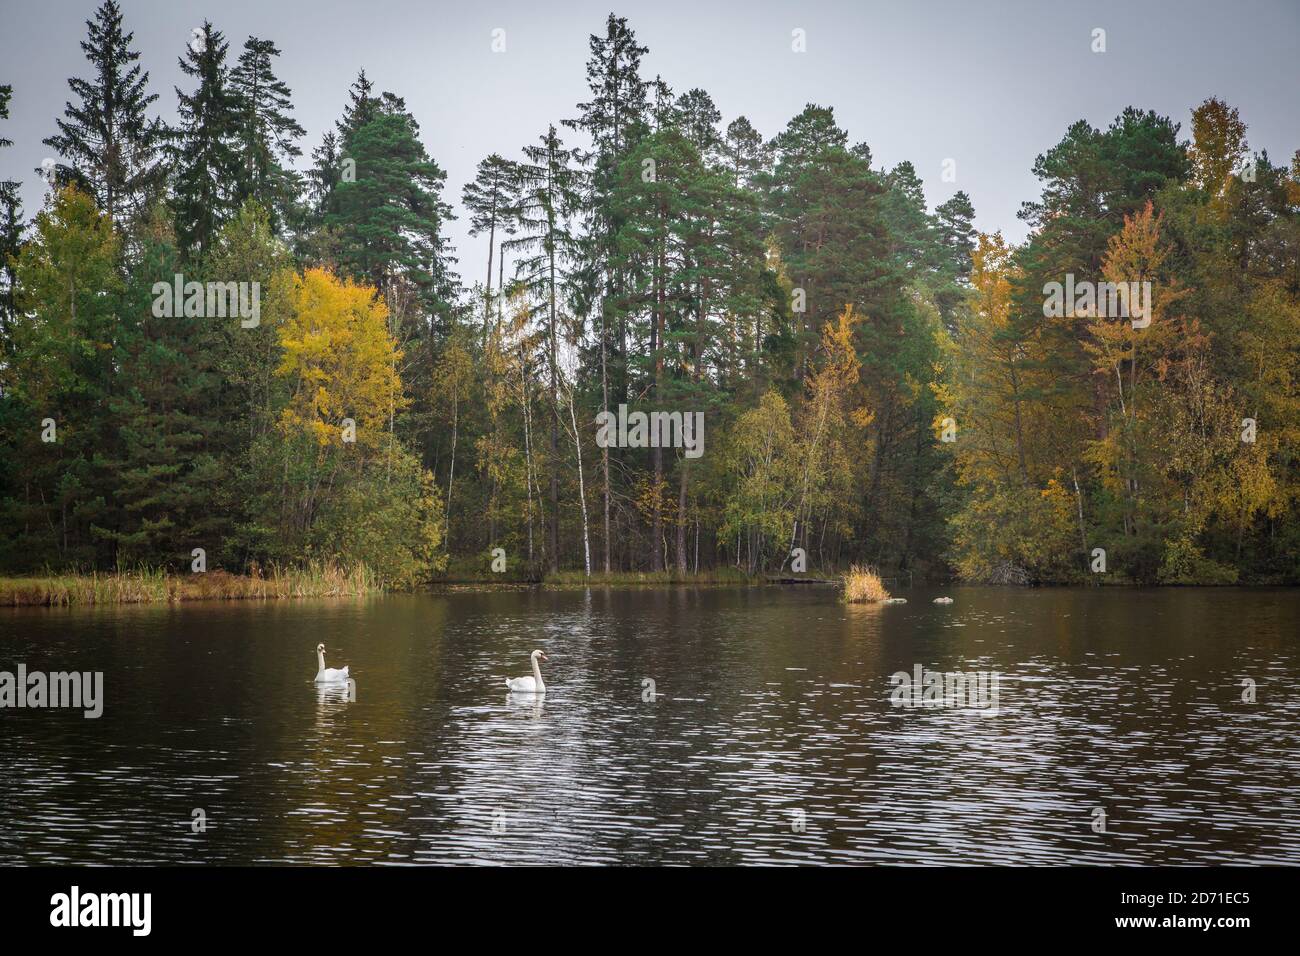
[0,2,1297,588]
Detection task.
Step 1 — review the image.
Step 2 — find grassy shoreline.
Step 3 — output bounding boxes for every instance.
[5,567,1271,607]
[1,566,805,605]
[541,568,761,588]
[0,564,380,607]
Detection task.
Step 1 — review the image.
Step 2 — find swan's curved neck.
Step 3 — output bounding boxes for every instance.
[532,655,544,691]
[317,649,325,672]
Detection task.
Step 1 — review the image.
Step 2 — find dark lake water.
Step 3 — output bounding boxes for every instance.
[1,586,1298,865]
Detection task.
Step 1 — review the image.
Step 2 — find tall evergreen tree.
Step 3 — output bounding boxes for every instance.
[327,97,456,313]
[306,130,341,217]
[932,190,977,327]
[104,210,230,565]
[229,36,305,233]
[173,22,242,260]
[336,70,378,144]
[298,72,380,253]
[880,160,933,273]
[565,13,650,571]
[674,88,722,160]
[1012,108,1190,466]
[0,84,22,347]
[722,116,769,190]
[42,0,167,229]
[935,191,977,277]
[764,104,895,375]
[506,126,583,571]
[2,187,121,568]
[462,153,520,325]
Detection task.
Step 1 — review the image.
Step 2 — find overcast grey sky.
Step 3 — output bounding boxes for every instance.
[2,0,1297,277]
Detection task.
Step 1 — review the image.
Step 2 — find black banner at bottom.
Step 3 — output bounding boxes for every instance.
[0,865,1284,941]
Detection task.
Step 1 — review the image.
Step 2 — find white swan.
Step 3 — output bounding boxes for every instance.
[933,596,954,604]
[314,643,350,683]
[506,650,548,694]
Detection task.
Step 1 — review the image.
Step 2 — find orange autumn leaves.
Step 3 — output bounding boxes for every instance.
[276,267,405,452]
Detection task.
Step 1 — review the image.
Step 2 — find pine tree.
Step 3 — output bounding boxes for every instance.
[765,104,895,375]
[42,0,167,229]
[462,153,520,325]
[1013,107,1191,497]
[880,160,932,272]
[173,22,242,260]
[328,97,456,312]
[0,84,22,345]
[934,191,976,278]
[506,125,583,572]
[932,190,977,329]
[722,116,769,190]
[674,89,722,160]
[769,104,848,164]
[230,36,305,232]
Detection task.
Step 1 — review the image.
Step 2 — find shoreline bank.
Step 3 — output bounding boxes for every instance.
[4,569,1283,608]
[0,565,379,607]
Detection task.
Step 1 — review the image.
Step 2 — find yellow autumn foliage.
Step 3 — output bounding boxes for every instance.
[276,267,406,451]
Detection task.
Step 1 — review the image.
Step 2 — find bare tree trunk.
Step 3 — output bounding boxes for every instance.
[675,458,689,574]
[563,384,591,577]
[518,348,536,566]
[485,216,495,330]
[547,250,560,573]
[1072,467,1089,578]
[497,244,506,329]
[601,305,611,573]
[446,384,459,553]
[651,241,665,572]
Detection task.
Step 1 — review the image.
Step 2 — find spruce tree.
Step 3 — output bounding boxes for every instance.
[612,126,698,570]
[104,211,229,566]
[3,187,121,568]
[336,70,378,144]
[564,14,651,571]
[230,36,305,233]
[299,72,378,247]
[42,0,167,229]
[173,22,242,260]
[506,126,583,571]
[307,130,342,218]
[566,13,650,380]
[880,160,933,273]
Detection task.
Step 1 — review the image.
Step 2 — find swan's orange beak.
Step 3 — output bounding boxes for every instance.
[539,653,549,662]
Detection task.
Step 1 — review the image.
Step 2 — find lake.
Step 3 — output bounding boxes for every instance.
[1,586,1297,865]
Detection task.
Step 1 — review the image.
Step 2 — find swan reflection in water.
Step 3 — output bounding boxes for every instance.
[506,690,545,718]
[314,677,356,727]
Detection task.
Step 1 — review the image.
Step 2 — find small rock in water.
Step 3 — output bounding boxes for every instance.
[884,597,908,604]
[933,596,954,604]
